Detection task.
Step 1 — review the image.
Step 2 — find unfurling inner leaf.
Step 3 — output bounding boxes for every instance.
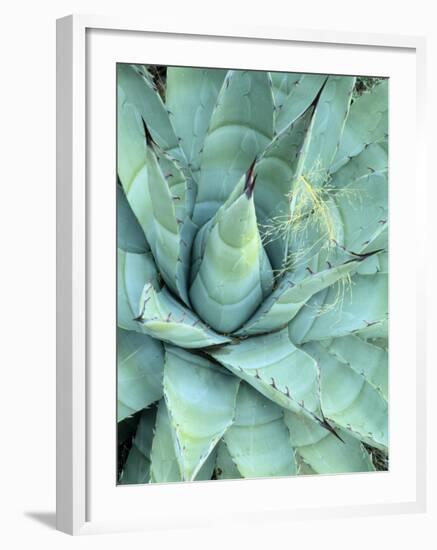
[189,165,273,333]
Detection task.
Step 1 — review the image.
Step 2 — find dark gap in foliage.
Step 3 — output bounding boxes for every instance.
[147,65,167,100]
[354,76,386,97]
[364,443,389,471]
[117,411,142,481]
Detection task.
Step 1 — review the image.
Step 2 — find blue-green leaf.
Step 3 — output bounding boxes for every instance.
[356,251,388,275]
[223,383,297,478]
[330,80,388,173]
[270,72,301,110]
[189,170,273,333]
[117,328,164,421]
[288,273,388,343]
[320,335,388,400]
[163,346,240,480]
[215,441,242,480]
[117,184,148,253]
[117,64,184,174]
[193,70,274,226]
[149,400,181,483]
[284,411,375,474]
[301,76,355,182]
[236,257,361,336]
[330,142,387,187]
[120,407,156,485]
[166,67,227,175]
[121,142,196,306]
[117,249,158,332]
[149,399,217,483]
[118,64,196,305]
[331,168,388,254]
[209,328,321,420]
[136,282,231,348]
[254,107,314,270]
[274,73,327,133]
[302,341,388,451]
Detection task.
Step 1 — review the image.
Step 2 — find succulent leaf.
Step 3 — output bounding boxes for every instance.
[120,407,156,484]
[136,282,231,348]
[122,141,196,306]
[270,72,301,110]
[155,149,197,218]
[356,251,388,275]
[296,457,317,475]
[163,346,240,480]
[117,184,148,253]
[149,399,182,483]
[223,383,297,478]
[117,248,158,332]
[149,399,218,483]
[330,80,388,173]
[330,142,387,187]
[196,448,218,481]
[331,168,388,254]
[117,64,184,174]
[209,328,321,420]
[368,337,388,351]
[166,67,227,174]
[189,169,274,333]
[146,147,197,305]
[302,341,388,451]
[189,216,212,285]
[193,70,274,226]
[300,76,356,182]
[321,335,388,400]
[117,63,198,305]
[236,256,362,336]
[267,100,359,275]
[288,273,388,343]
[284,411,375,474]
[214,441,242,480]
[117,328,164,421]
[274,73,327,133]
[254,107,315,270]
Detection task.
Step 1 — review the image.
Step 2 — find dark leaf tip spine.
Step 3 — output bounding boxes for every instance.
[142,117,157,149]
[245,158,258,199]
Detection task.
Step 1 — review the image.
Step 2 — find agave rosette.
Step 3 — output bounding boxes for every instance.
[117,64,388,483]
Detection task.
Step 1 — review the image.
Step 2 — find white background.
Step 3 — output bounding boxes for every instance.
[0,0,435,548]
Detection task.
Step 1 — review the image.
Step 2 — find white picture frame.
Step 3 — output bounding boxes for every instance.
[56,14,427,535]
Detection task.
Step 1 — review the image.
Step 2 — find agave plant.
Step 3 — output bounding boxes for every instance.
[117,64,388,483]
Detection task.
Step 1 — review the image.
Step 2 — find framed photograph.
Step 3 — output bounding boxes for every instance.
[56,14,427,535]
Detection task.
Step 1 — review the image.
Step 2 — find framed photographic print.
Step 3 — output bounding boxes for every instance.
[56,15,427,535]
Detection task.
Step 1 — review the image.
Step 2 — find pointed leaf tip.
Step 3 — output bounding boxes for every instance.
[141,117,158,149]
[318,418,345,443]
[245,158,258,198]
